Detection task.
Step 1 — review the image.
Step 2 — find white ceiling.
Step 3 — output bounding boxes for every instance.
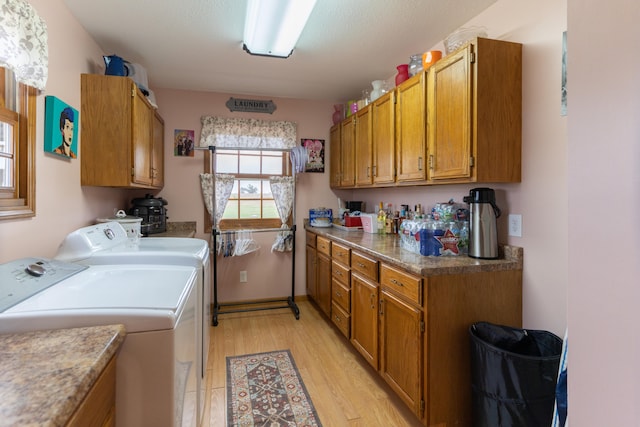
[62,0,497,101]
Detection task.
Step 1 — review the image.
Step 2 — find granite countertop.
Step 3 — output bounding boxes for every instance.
[0,324,126,427]
[148,221,197,238]
[305,224,522,277]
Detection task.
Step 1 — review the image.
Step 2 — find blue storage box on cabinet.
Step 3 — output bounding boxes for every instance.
[309,208,332,227]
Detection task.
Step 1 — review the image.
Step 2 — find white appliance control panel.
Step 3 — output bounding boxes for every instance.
[55,221,129,261]
[0,257,87,312]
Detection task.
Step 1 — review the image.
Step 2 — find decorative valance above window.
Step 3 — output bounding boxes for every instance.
[199,116,297,149]
[0,0,48,90]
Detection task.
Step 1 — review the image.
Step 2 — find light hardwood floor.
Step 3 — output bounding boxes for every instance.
[202,299,424,426]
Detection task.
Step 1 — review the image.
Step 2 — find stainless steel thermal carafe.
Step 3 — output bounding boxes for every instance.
[463,188,501,259]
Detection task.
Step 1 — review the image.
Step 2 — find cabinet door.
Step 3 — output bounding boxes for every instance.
[380,289,423,416]
[371,92,395,185]
[429,45,473,180]
[131,84,153,186]
[354,106,373,187]
[152,110,164,188]
[395,73,427,182]
[306,245,317,301]
[340,117,356,188]
[329,124,341,188]
[316,252,332,317]
[350,272,379,369]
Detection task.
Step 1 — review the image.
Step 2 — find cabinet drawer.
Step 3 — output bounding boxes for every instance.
[331,242,351,266]
[380,264,422,306]
[316,236,331,256]
[332,280,351,312]
[331,301,351,338]
[332,260,350,287]
[306,231,316,248]
[351,251,378,281]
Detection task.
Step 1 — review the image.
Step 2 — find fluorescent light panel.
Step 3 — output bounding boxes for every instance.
[243,0,317,58]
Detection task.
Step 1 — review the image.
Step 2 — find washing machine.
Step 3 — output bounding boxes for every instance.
[55,221,211,426]
[0,257,199,427]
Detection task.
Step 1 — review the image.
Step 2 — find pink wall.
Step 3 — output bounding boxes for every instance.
[568,0,640,425]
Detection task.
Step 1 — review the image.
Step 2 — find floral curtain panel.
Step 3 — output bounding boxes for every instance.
[199,116,297,149]
[200,173,235,253]
[270,176,294,252]
[0,0,48,90]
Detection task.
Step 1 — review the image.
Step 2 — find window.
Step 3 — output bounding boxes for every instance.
[0,67,36,220]
[215,149,290,229]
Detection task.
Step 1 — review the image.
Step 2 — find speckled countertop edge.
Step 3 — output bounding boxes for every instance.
[304,222,523,277]
[0,324,126,427]
[147,221,197,238]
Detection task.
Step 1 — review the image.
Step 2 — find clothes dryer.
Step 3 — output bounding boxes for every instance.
[55,222,211,425]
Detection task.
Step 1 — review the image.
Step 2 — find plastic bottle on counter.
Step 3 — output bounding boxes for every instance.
[377,202,386,235]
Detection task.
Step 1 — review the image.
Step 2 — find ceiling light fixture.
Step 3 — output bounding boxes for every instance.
[243,0,317,58]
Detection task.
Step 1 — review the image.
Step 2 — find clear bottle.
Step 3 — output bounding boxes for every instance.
[408,54,423,77]
[377,202,386,235]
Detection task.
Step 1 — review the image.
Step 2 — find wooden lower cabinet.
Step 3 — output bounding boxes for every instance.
[350,272,379,369]
[380,289,423,417]
[316,251,331,317]
[304,231,523,426]
[66,356,116,427]
[423,270,522,426]
[305,244,317,301]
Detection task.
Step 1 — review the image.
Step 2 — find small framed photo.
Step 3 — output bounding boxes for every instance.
[174,129,195,157]
[302,138,325,173]
[44,96,79,159]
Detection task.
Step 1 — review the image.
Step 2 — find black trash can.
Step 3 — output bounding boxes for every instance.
[469,322,563,427]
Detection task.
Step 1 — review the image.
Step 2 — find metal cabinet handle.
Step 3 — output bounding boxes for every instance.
[357,262,365,268]
[418,157,423,171]
[336,290,342,298]
[391,278,404,287]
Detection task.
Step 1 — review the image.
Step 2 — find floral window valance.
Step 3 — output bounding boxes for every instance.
[0,0,48,90]
[199,116,297,149]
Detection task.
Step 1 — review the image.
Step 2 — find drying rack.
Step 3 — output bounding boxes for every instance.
[203,145,300,326]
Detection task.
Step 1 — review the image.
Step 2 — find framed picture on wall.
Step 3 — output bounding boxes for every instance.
[301,138,324,173]
[174,129,195,157]
[44,96,79,159]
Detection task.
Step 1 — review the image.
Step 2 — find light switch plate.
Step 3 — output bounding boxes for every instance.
[240,270,248,283]
[508,214,522,237]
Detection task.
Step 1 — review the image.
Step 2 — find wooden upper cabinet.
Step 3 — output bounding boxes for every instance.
[354,106,373,187]
[329,123,341,188]
[131,86,153,186]
[80,74,164,189]
[152,110,164,188]
[428,38,522,183]
[395,72,427,183]
[371,91,396,186]
[340,116,356,187]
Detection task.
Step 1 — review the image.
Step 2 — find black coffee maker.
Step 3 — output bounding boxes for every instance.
[129,194,168,235]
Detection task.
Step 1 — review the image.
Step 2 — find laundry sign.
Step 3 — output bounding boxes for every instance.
[226,97,276,114]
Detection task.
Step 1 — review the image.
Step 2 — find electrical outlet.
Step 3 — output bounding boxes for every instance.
[240,271,248,283]
[508,214,522,237]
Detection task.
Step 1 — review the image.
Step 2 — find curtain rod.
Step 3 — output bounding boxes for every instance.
[196,146,294,152]
[214,227,295,235]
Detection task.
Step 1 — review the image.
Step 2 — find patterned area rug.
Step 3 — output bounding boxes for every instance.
[226,350,322,427]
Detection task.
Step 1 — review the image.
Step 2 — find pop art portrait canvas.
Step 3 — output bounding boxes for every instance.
[302,138,324,173]
[44,96,79,159]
